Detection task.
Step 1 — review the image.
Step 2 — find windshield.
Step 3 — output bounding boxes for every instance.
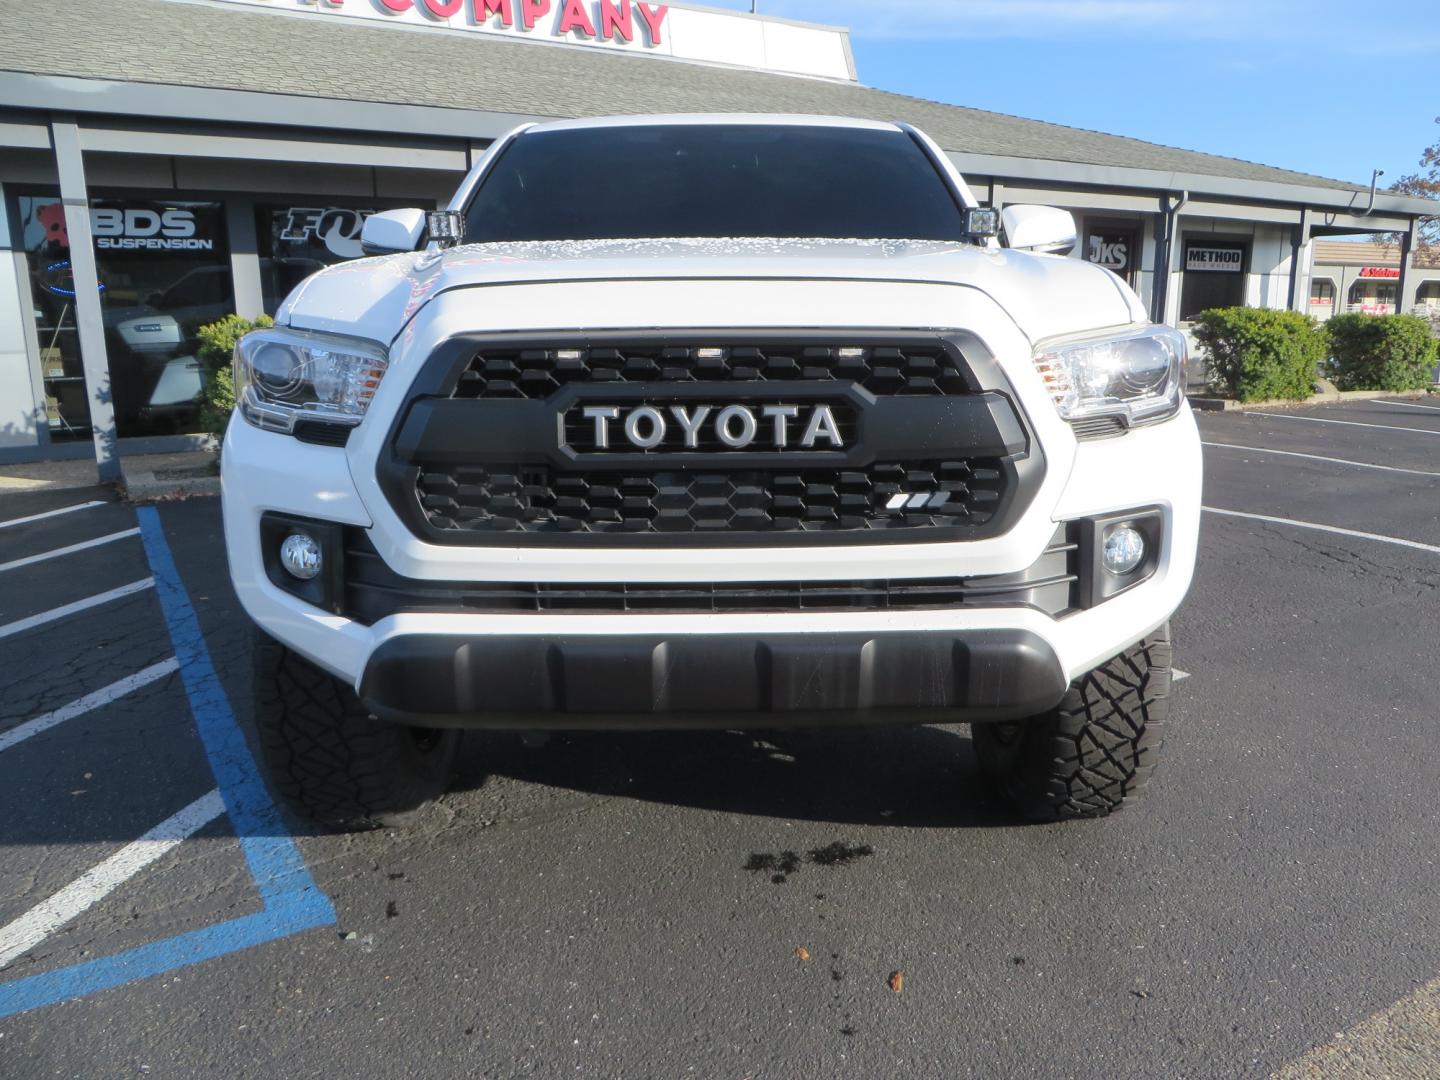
[462,124,967,244]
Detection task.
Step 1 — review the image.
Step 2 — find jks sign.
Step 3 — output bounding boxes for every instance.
[1086,229,1138,277]
[1087,235,1130,272]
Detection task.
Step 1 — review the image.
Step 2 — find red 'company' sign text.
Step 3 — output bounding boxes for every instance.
[1358,266,1401,279]
[371,0,669,43]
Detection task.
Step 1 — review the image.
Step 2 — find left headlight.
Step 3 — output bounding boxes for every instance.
[1032,325,1187,428]
[234,327,388,436]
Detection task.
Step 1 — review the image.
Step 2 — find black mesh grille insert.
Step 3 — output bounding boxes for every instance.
[416,460,1005,535]
[341,527,1078,621]
[451,343,972,400]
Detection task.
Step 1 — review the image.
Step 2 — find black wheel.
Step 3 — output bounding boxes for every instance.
[252,632,460,830]
[972,625,1173,820]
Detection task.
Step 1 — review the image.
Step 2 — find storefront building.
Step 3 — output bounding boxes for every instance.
[1307,240,1440,321]
[1,0,1434,474]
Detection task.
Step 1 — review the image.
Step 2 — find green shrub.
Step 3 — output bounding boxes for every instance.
[1191,307,1328,402]
[1325,313,1438,392]
[196,314,273,439]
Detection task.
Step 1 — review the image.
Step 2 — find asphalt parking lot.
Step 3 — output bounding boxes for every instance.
[2,395,1439,1079]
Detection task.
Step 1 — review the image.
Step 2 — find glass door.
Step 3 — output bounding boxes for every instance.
[16,195,92,442]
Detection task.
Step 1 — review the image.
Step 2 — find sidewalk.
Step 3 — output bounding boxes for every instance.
[0,458,104,495]
[0,449,219,500]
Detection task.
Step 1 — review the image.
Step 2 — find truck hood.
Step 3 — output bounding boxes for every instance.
[279,238,1144,346]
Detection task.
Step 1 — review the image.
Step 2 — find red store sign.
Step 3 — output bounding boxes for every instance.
[367,0,668,42]
[1359,266,1401,279]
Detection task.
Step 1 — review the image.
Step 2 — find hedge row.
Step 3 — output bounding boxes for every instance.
[1325,313,1438,392]
[1192,308,1437,402]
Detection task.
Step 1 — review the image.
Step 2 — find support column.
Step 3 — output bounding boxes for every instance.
[1153,192,1188,323]
[1150,207,1168,323]
[1287,208,1313,313]
[226,198,264,320]
[51,118,118,483]
[1397,226,1416,315]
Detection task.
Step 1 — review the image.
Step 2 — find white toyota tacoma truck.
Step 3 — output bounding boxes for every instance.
[222,116,1201,829]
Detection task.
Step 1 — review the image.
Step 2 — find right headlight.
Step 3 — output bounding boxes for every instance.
[1033,325,1187,428]
[234,327,388,436]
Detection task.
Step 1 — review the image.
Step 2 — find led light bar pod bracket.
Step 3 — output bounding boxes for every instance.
[427,211,465,248]
[964,207,1001,240]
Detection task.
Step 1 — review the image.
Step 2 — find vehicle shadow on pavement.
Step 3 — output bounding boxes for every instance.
[454,724,1018,829]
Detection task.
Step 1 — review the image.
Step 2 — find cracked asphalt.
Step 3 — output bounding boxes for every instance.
[2,395,1439,1079]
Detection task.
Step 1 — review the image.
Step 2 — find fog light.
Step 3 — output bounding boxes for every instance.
[279,532,322,581]
[1102,525,1146,576]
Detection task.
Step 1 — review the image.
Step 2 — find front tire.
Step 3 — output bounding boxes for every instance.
[972,626,1172,820]
[253,633,460,830]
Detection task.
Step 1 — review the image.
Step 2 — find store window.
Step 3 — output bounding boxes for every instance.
[255,204,381,315]
[1348,281,1397,315]
[1309,279,1336,321]
[1419,281,1440,313]
[94,199,232,438]
[1084,225,1140,287]
[1178,240,1247,321]
[13,193,233,440]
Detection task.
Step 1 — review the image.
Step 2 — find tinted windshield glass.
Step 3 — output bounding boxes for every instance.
[463,125,966,243]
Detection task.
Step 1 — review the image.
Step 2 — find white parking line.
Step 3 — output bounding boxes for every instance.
[0,578,155,641]
[0,658,180,754]
[1202,442,1440,479]
[1173,669,1191,682]
[1376,398,1440,413]
[1247,413,1440,437]
[0,501,107,531]
[0,528,141,574]
[1203,507,1440,555]
[0,790,226,970]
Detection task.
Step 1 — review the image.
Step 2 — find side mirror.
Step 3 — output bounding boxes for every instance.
[360,208,427,256]
[1001,205,1077,256]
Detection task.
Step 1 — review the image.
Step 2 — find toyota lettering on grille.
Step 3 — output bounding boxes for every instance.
[575,403,846,452]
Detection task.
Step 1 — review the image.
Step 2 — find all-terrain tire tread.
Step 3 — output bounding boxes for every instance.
[974,625,1173,821]
[253,634,458,830]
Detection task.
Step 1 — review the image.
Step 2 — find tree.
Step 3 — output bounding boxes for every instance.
[1392,116,1440,254]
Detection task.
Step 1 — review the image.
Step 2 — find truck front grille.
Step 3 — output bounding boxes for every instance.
[452,343,972,400]
[416,459,1005,535]
[381,333,1041,547]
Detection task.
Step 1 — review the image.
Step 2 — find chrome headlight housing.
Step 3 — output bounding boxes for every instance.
[234,327,388,435]
[1033,325,1187,428]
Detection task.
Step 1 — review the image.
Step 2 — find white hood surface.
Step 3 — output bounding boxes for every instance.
[279,238,1143,346]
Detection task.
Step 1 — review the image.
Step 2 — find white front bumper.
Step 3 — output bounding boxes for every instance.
[224,278,1201,696]
[222,406,1200,692]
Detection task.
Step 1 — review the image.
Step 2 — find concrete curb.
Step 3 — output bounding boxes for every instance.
[1190,386,1438,412]
[119,450,220,503]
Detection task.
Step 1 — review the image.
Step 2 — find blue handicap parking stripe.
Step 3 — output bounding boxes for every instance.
[0,506,335,1018]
